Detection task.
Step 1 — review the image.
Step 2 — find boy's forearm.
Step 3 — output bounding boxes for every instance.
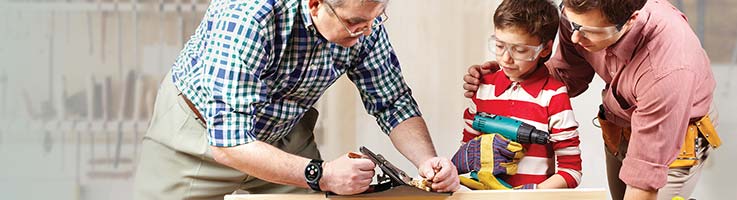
[536,174,569,189]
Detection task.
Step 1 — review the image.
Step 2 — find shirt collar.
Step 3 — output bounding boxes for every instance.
[300,0,328,42]
[301,0,317,30]
[490,64,549,98]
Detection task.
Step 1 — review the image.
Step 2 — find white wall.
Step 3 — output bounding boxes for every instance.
[694,65,737,199]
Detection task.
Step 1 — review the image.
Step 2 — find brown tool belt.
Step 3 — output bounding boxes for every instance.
[179,93,207,126]
[597,106,721,168]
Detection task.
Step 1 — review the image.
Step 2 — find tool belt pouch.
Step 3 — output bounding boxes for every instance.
[599,118,630,156]
[696,115,721,148]
[598,105,630,156]
[598,103,721,168]
[669,115,722,168]
[669,123,698,168]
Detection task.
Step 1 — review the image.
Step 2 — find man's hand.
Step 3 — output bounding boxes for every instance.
[320,153,376,195]
[418,157,460,192]
[624,185,657,200]
[463,61,499,98]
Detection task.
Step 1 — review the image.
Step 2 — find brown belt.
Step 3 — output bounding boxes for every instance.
[179,93,207,126]
[598,115,721,168]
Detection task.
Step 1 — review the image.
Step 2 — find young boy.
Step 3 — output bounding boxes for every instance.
[454,0,582,189]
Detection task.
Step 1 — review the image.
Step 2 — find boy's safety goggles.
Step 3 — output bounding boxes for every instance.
[488,35,545,62]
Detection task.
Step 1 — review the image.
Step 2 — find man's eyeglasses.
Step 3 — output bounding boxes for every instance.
[488,35,545,62]
[325,2,389,37]
[559,4,625,41]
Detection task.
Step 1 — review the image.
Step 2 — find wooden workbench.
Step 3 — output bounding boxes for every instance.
[225,186,608,200]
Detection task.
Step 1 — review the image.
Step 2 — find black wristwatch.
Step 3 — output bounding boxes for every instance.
[304,159,324,191]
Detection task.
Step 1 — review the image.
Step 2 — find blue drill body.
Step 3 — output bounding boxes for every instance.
[472,112,550,144]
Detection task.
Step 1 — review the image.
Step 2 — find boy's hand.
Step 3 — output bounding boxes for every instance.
[463,61,500,98]
[418,157,460,192]
[451,134,524,175]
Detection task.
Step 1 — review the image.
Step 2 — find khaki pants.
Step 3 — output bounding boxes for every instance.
[605,136,710,200]
[133,73,322,200]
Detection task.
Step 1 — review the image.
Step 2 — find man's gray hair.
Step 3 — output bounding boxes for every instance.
[325,0,389,8]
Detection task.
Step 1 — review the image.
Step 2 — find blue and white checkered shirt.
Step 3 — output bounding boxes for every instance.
[171,0,421,147]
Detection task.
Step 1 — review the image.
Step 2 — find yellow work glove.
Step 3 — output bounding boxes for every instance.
[459,173,515,190]
[459,173,536,190]
[452,133,525,190]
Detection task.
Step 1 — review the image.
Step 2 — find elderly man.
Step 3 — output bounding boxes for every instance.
[133,0,459,199]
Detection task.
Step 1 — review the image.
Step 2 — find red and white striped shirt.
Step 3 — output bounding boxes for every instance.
[462,66,583,188]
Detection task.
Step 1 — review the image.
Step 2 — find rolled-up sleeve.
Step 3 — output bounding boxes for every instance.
[201,10,271,147]
[620,68,695,190]
[347,26,421,134]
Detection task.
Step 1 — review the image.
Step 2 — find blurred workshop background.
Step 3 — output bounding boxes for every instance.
[0,0,735,199]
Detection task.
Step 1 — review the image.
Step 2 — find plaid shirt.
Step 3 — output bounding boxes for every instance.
[170,0,421,147]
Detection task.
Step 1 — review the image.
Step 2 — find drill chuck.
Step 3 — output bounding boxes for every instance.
[516,123,551,144]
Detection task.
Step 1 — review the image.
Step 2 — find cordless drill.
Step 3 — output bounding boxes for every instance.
[472,112,550,144]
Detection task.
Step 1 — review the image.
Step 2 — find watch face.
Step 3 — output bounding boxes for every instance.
[306,163,321,181]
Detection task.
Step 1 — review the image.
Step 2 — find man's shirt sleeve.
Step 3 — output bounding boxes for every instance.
[201,8,271,147]
[621,68,696,190]
[347,26,422,134]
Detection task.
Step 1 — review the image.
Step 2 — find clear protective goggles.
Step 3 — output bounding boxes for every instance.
[488,35,545,62]
[559,4,625,41]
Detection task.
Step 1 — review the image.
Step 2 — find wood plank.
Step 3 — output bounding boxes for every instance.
[225,188,608,200]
